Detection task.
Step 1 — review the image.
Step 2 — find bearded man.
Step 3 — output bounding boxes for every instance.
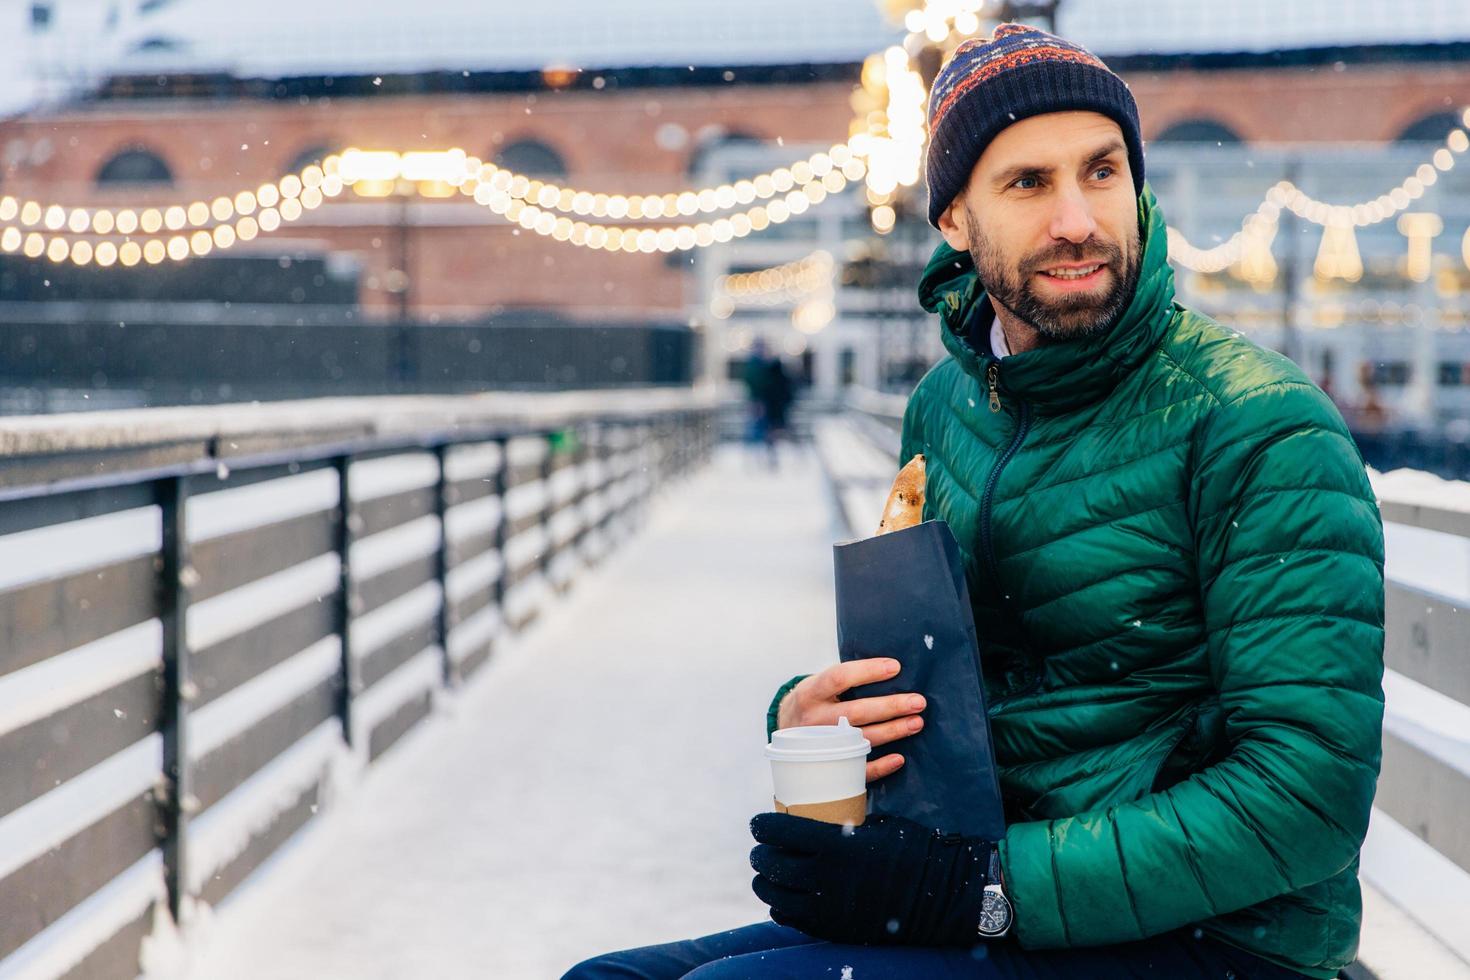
[568,24,1384,980]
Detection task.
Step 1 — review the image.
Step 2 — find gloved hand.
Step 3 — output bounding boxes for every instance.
[749,812,994,947]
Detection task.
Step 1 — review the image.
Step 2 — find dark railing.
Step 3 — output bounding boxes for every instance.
[0,389,715,978]
[0,305,700,415]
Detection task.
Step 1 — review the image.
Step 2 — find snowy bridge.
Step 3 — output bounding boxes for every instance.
[0,390,1467,979]
[0,389,714,979]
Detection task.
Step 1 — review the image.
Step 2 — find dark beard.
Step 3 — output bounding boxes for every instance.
[967,208,1140,343]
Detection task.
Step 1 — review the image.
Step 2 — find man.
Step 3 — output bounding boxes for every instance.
[566,24,1384,980]
[742,339,796,469]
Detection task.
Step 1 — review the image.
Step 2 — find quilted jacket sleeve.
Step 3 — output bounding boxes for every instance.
[997,377,1386,948]
[766,673,809,740]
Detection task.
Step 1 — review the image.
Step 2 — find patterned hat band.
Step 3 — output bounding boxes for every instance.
[924,23,1145,227]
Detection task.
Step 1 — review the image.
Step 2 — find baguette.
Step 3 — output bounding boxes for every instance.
[876,454,926,535]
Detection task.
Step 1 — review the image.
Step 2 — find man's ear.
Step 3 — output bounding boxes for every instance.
[937,198,970,252]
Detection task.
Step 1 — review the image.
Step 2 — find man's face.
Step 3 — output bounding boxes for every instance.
[938,111,1141,343]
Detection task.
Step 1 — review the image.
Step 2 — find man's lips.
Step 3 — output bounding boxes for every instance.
[1034,262,1109,290]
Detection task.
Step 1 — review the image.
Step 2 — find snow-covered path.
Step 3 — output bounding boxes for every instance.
[180,444,841,979]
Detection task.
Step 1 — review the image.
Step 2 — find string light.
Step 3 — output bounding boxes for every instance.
[1397,212,1443,283]
[1233,212,1279,288]
[850,16,931,231]
[1314,216,1363,283]
[5,123,1467,264]
[0,0,962,265]
[792,294,837,334]
[0,159,345,265]
[1167,198,1283,276]
[1,0,1464,269]
[709,249,838,331]
[0,146,869,263]
[465,162,864,252]
[1169,120,1470,272]
[718,251,834,303]
[468,145,860,219]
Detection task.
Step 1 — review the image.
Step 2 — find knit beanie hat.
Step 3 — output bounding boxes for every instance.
[925,23,1145,227]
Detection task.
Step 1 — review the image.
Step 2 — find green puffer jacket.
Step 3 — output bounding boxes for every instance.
[768,188,1385,978]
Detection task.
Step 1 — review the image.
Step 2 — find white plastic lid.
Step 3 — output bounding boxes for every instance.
[765,716,872,762]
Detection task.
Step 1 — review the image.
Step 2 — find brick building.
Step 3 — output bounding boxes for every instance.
[2,0,1469,326]
[2,81,860,319]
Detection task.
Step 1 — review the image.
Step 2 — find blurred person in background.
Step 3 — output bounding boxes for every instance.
[742,339,795,469]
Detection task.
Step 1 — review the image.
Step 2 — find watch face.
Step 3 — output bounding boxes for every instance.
[978,892,1013,936]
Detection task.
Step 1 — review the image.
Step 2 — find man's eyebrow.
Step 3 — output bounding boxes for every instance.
[1083,140,1127,165]
[990,162,1049,187]
[989,140,1128,187]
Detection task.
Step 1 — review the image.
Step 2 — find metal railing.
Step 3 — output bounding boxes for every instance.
[0,388,715,978]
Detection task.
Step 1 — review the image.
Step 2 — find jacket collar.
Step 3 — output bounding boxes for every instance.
[916,185,1176,415]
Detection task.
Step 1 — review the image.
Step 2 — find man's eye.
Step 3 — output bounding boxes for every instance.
[1093,166,1115,181]
[1013,176,1039,190]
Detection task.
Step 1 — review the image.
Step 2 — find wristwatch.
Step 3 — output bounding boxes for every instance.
[977,846,1013,938]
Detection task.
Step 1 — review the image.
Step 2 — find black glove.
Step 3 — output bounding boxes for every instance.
[749,812,994,947]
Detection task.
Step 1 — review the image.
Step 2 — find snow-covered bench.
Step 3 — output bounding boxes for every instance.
[1351,470,1470,978]
[812,416,896,537]
[812,389,908,537]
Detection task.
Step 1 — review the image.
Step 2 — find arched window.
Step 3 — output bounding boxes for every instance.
[687,129,763,177]
[95,146,173,186]
[1153,119,1244,144]
[493,139,567,179]
[1395,111,1461,143]
[286,143,334,175]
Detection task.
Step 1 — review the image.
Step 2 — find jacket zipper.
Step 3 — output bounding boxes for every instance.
[979,361,1036,700]
[979,363,1030,589]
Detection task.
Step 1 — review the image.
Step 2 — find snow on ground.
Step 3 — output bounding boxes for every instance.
[177,443,837,979]
[1371,467,1470,515]
[1358,878,1470,980]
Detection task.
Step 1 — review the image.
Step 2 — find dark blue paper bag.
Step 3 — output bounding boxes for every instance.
[834,519,1006,840]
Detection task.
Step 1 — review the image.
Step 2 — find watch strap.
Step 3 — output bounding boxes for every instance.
[978,844,1013,938]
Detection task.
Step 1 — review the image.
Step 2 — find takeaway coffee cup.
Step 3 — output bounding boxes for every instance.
[765,716,870,826]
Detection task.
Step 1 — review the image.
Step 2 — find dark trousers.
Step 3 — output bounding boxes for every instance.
[563,920,1312,980]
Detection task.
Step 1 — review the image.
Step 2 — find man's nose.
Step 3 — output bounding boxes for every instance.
[1047,184,1098,244]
